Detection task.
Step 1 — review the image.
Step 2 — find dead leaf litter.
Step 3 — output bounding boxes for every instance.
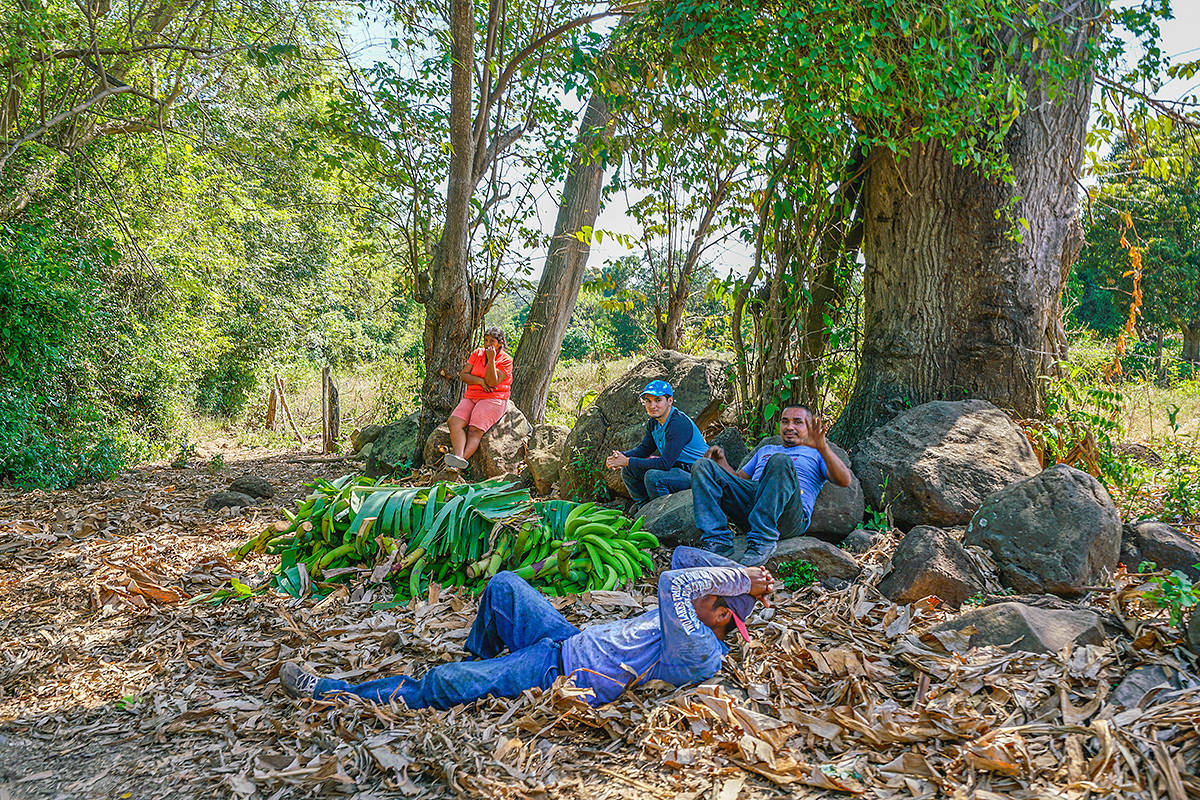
[0,449,1197,799]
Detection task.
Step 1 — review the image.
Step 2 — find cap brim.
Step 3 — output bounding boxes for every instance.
[730,611,750,642]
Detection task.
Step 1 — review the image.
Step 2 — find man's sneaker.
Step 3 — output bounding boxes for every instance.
[279,661,321,699]
[443,453,469,470]
[705,542,736,559]
[740,542,777,568]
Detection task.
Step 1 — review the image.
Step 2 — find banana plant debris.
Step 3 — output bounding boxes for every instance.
[1,447,1197,799]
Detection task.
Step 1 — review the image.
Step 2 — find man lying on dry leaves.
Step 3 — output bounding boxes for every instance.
[279,547,774,709]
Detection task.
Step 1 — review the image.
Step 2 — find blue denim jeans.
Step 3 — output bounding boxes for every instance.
[622,463,692,505]
[314,572,579,709]
[690,455,807,552]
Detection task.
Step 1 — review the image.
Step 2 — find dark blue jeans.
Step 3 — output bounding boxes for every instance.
[691,455,807,552]
[314,572,579,709]
[622,462,692,505]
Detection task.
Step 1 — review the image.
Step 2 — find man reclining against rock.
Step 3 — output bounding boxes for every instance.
[692,404,853,567]
[278,547,774,709]
[604,380,709,512]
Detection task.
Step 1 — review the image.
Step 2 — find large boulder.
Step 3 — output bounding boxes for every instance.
[228,475,273,499]
[204,491,257,511]
[423,401,533,478]
[366,411,423,477]
[709,427,748,473]
[1121,521,1200,580]
[878,526,986,608]
[560,351,732,499]
[637,490,699,545]
[929,602,1106,653]
[350,424,384,455]
[850,399,1041,530]
[1188,609,1200,656]
[748,437,864,541]
[763,536,861,582]
[964,464,1120,596]
[525,423,569,495]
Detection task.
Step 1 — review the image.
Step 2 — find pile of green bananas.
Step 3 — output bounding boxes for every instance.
[509,501,660,595]
[230,476,659,601]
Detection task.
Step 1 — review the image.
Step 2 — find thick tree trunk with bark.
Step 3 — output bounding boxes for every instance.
[510,92,613,422]
[1183,324,1200,363]
[833,7,1096,447]
[415,0,476,463]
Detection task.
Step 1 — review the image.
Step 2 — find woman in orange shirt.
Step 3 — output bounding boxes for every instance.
[444,327,513,470]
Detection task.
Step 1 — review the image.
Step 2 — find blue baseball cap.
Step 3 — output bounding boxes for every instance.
[640,380,674,397]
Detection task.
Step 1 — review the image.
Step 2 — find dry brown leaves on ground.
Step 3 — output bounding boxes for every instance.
[0,448,1197,800]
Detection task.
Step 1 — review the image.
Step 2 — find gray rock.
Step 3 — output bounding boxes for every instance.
[764,536,861,582]
[525,423,569,495]
[1188,609,1200,655]
[850,399,1042,530]
[228,475,273,499]
[1111,665,1200,708]
[204,491,257,511]
[637,490,699,545]
[878,526,987,608]
[350,424,384,454]
[709,427,747,473]
[366,410,423,477]
[1121,521,1200,580]
[841,528,881,554]
[423,401,533,478]
[560,350,732,500]
[964,464,1121,596]
[929,602,1106,653]
[748,437,864,541]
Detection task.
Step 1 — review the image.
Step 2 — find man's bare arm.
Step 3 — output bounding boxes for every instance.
[704,445,751,480]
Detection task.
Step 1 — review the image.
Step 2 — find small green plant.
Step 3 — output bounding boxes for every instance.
[114,695,141,711]
[206,454,226,473]
[863,476,891,531]
[1139,561,1200,627]
[569,448,610,501]
[778,559,819,590]
[170,442,197,468]
[964,592,986,607]
[1158,404,1200,522]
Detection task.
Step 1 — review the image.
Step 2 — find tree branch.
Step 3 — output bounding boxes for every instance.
[0,83,133,171]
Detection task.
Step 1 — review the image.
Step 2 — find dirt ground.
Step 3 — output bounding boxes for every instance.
[1,445,1197,800]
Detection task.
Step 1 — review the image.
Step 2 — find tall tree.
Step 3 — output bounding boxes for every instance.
[510,90,614,423]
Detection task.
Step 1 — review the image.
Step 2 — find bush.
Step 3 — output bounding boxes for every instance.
[0,218,136,486]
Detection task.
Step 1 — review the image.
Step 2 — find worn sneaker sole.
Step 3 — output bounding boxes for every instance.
[443,454,469,469]
[739,545,777,567]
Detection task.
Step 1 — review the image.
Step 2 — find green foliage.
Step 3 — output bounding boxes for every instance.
[1071,133,1200,344]
[569,449,610,502]
[1138,561,1200,628]
[1158,405,1200,522]
[0,217,147,487]
[778,559,819,590]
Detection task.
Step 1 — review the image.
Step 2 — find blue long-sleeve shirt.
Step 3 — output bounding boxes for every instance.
[622,407,708,471]
[560,547,750,704]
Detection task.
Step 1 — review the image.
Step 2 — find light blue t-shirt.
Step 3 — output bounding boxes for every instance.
[560,547,750,705]
[741,444,830,528]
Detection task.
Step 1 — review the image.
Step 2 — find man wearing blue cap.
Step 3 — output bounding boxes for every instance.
[604,380,709,510]
[277,547,773,708]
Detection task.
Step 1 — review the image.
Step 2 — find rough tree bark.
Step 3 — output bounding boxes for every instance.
[414,0,476,462]
[832,5,1097,447]
[1183,323,1200,363]
[510,91,613,423]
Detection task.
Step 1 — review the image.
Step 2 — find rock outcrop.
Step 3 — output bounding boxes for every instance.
[851,400,1041,530]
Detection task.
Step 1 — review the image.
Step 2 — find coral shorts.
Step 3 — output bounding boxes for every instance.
[451,397,508,433]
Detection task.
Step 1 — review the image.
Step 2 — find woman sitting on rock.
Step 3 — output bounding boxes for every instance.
[444,326,512,470]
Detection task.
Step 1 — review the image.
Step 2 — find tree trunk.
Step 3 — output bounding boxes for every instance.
[415,0,476,463]
[832,6,1096,447]
[510,91,613,422]
[1183,324,1200,363]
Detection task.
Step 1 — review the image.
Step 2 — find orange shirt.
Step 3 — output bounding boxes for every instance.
[463,348,513,400]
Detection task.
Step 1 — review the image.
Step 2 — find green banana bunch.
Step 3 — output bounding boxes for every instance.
[228,476,660,603]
